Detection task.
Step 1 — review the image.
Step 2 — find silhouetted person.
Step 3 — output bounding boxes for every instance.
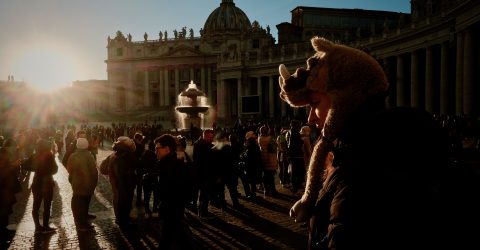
[24,139,58,233]
[155,134,193,249]
[192,129,214,217]
[280,37,480,249]
[0,138,21,241]
[100,136,137,229]
[67,138,98,231]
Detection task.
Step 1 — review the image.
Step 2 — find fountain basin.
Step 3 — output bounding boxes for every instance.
[175,106,209,115]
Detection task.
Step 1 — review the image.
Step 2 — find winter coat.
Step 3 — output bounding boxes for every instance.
[28,151,58,194]
[258,135,278,171]
[311,106,480,250]
[67,149,98,195]
[157,153,191,218]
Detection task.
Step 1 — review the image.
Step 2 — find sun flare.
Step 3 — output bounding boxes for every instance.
[12,45,80,92]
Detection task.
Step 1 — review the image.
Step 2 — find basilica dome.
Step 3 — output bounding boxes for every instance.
[202,0,251,37]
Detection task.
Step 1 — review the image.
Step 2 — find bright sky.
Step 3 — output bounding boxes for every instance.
[0,0,410,92]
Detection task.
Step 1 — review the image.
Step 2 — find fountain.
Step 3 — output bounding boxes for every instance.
[175,80,211,131]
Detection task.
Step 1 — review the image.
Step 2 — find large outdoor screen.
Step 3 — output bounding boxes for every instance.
[241,95,260,114]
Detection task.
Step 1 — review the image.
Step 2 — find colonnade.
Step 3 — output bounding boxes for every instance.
[216,75,286,123]
[383,25,479,117]
[138,65,215,109]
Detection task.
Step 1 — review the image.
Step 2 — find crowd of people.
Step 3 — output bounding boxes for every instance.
[0,107,479,248]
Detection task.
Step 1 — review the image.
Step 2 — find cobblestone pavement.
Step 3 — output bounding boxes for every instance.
[4,144,308,250]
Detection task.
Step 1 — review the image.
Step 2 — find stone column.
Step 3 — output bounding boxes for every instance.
[425,46,434,113]
[126,70,134,110]
[207,68,212,101]
[440,42,449,115]
[144,70,150,107]
[237,78,242,116]
[217,79,226,122]
[396,55,405,106]
[293,43,297,60]
[383,58,392,108]
[455,31,464,115]
[107,72,116,110]
[164,68,170,106]
[159,69,164,106]
[411,50,420,108]
[268,76,274,118]
[175,67,180,97]
[201,67,206,92]
[462,28,474,116]
[257,77,262,113]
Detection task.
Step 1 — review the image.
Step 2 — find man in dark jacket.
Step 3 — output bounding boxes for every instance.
[155,134,193,249]
[100,136,137,229]
[192,129,214,218]
[279,37,480,249]
[133,132,145,206]
[286,120,305,194]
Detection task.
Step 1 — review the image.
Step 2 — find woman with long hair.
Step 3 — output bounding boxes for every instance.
[27,139,58,233]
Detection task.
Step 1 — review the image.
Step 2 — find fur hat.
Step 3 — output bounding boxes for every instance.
[300,126,311,136]
[113,136,136,152]
[245,131,256,141]
[76,138,89,150]
[278,37,388,206]
[134,132,145,141]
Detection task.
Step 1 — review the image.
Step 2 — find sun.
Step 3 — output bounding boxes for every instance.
[12,45,80,92]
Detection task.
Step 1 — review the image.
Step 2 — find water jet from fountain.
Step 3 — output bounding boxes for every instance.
[175,80,211,131]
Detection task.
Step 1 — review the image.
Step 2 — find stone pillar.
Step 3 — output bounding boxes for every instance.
[455,31,464,115]
[440,42,449,115]
[217,79,226,122]
[159,69,164,106]
[174,67,180,97]
[207,68,212,101]
[462,28,474,116]
[144,70,150,107]
[383,58,392,109]
[293,43,297,59]
[268,76,274,118]
[411,50,420,108]
[164,69,170,106]
[201,67,206,92]
[107,72,116,110]
[237,78,242,116]
[425,46,434,113]
[396,55,405,106]
[127,70,134,110]
[257,77,262,113]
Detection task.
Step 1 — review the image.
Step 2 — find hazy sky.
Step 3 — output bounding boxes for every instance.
[0,0,410,92]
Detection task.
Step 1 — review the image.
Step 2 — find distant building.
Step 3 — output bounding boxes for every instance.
[94,0,479,127]
[356,0,480,117]
[71,80,109,113]
[105,0,411,127]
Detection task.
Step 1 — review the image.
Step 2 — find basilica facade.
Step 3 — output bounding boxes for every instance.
[104,0,480,127]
